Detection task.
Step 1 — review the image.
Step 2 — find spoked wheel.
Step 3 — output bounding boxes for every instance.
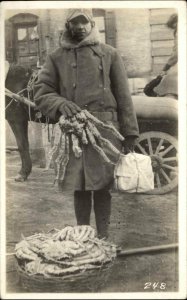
[135,131,178,194]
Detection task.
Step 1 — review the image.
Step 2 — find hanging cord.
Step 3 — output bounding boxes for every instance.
[18,87,35,129]
[26,69,39,124]
[27,69,50,129]
[17,88,27,95]
[27,90,32,122]
[47,123,50,142]
[5,98,14,110]
[27,70,38,93]
[41,117,51,142]
[130,152,140,193]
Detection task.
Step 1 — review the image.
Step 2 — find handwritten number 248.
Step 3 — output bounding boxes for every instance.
[144,282,166,290]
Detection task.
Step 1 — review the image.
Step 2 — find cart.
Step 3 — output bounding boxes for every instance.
[132,96,178,195]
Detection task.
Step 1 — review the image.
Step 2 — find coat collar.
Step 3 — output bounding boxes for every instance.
[60,27,103,56]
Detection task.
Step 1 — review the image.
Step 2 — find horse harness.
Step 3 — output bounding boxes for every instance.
[5,69,42,122]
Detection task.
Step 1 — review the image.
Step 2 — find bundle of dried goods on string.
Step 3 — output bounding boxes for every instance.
[15,225,117,278]
[46,110,124,183]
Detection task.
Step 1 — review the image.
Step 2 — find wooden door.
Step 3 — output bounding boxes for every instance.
[6,13,39,68]
[93,9,116,47]
[5,20,14,63]
[15,25,39,68]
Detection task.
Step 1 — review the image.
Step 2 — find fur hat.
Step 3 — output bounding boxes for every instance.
[66,9,93,22]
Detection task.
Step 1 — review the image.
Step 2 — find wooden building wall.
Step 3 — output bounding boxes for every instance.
[150,8,176,75]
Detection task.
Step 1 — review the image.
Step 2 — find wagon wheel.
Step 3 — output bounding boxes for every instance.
[135,131,178,195]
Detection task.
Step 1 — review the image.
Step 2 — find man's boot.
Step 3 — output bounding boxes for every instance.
[74,191,92,225]
[93,190,111,239]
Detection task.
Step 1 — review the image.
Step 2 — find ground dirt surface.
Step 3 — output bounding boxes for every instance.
[5,152,178,294]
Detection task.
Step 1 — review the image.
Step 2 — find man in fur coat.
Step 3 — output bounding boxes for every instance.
[34,9,139,239]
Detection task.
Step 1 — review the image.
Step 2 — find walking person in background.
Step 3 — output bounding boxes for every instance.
[34,9,139,240]
[154,13,178,99]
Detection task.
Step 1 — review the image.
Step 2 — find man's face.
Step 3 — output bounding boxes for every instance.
[68,15,92,41]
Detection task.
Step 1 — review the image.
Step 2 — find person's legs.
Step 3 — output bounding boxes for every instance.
[74,191,92,225]
[93,190,111,239]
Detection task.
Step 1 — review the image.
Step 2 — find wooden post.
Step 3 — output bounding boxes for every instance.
[117,243,178,257]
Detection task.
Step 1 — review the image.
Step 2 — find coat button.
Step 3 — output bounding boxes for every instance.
[98,65,103,70]
[73,83,76,88]
[84,104,88,108]
[99,84,103,88]
[71,63,77,68]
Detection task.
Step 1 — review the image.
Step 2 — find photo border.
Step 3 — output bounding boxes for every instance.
[1,1,186,299]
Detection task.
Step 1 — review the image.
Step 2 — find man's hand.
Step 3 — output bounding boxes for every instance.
[59,100,81,118]
[122,136,138,154]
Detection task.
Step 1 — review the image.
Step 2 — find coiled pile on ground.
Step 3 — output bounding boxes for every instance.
[46,110,124,183]
[15,225,117,278]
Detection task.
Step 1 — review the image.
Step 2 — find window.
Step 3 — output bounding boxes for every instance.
[17,26,39,56]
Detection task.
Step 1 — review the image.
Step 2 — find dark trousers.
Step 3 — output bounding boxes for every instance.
[74,190,111,239]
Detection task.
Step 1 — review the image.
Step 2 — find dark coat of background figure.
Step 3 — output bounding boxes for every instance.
[144,13,178,98]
